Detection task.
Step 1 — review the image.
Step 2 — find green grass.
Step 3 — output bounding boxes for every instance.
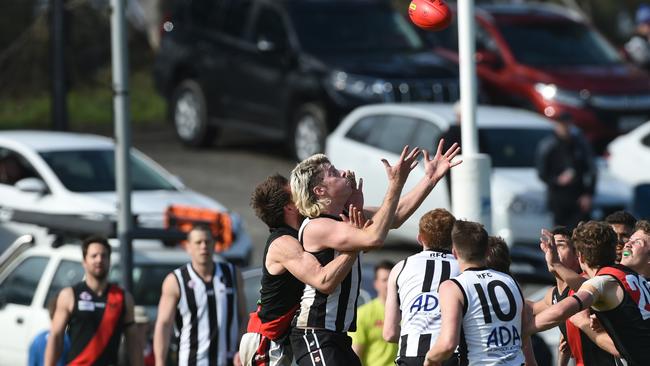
[0,70,166,129]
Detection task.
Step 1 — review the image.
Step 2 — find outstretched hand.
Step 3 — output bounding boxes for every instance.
[344,170,364,210]
[422,139,462,185]
[381,145,421,185]
[540,228,560,272]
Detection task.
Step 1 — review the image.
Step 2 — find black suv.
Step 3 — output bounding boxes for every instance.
[154,0,460,160]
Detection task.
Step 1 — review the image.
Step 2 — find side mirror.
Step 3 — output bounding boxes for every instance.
[475,50,502,69]
[15,177,47,195]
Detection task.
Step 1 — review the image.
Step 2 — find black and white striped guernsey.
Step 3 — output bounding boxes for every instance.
[174,261,240,366]
[396,250,460,358]
[292,215,362,332]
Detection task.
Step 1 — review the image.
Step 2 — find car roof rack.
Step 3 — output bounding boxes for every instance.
[4,209,187,248]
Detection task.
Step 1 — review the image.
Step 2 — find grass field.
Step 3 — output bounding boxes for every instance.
[0,70,165,129]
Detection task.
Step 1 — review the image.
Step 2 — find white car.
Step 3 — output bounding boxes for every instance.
[0,234,192,365]
[608,120,650,186]
[0,130,251,264]
[326,103,632,246]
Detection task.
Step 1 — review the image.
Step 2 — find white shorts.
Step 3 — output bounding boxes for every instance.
[239,332,293,366]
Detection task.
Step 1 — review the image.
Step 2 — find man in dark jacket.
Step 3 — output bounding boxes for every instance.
[536,121,596,228]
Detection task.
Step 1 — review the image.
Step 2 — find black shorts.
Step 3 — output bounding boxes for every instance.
[289,328,361,366]
[397,354,461,366]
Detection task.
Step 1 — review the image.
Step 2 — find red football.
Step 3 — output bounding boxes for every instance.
[408,0,452,31]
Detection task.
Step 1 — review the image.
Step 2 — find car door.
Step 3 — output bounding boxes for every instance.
[0,255,50,365]
[328,112,448,241]
[226,2,293,131]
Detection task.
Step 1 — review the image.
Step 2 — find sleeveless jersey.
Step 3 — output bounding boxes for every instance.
[258,225,305,324]
[292,215,362,332]
[174,261,240,366]
[66,282,125,366]
[396,250,460,358]
[593,265,650,366]
[451,268,525,366]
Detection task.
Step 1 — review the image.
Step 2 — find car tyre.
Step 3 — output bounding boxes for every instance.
[290,103,327,161]
[171,79,218,147]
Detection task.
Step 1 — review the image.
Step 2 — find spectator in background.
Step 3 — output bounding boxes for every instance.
[350,260,397,366]
[28,296,71,366]
[625,4,650,69]
[605,210,637,263]
[536,121,596,228]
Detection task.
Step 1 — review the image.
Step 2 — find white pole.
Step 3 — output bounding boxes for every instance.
[451,0,492,231]
[110,0,133,290]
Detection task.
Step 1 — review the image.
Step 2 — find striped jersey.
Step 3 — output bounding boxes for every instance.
[451,268,525,366]
[174,261,240,366]
[292,216,362,332]
[396,250,460,358]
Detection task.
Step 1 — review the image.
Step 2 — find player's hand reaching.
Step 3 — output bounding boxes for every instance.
[422,139,462,185]
[540,228,560,273]
[381,145,421,186]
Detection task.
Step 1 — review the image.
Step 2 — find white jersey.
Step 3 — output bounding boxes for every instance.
[396,250,460,358]
[174,262,240,366]
[293,216,362,332]
[451,268,525,366]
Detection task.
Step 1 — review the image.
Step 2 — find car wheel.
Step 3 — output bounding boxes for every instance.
[290,103,327,161]
[171,79,218,147]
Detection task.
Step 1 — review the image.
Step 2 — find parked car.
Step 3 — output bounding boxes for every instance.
[153,0,460,160]
[426,3,650,154]
[608,120,650,186]
[0,233,194,366]
[0,130,251,265]
[326,103,632,247]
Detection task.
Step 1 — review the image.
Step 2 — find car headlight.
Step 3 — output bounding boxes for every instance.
[534,83,587,108]
[328,71,389,100]
[508,195,546,215]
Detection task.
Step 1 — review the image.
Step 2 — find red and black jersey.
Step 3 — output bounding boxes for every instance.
[565,288,615,366]
[594,265,650,366]
[248,225,304,341]
[552,285,570,339]
[66,282,125,366]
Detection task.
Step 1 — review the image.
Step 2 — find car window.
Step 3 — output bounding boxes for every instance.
[480,128,552,167]
[220,0,253,38]
[288,2,424,53]
[251,6,288,50]
[412,119,443,152]
[110,263,180,306]
[498,22,621,66]
[39,150,176,192]
[0,256,49,306]
[345,115,420,155]
[0,148,40,186]
[44,259,84,307]
[642,131,650,148]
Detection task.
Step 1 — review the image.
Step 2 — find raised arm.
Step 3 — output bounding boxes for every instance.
[425,280,464,365]
[540,229,586,291]
[45,288,73,366]
[122,292,144,366]
[305,146,420,252]
[154,273,181,366]
[383,261,404,342]
[391,140,461,228]
[364,140,461,228]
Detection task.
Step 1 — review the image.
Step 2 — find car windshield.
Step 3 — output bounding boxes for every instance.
[288,2,424,53]
[40,150,176,192]
[479,128,552,168]
[499,22,622,66]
